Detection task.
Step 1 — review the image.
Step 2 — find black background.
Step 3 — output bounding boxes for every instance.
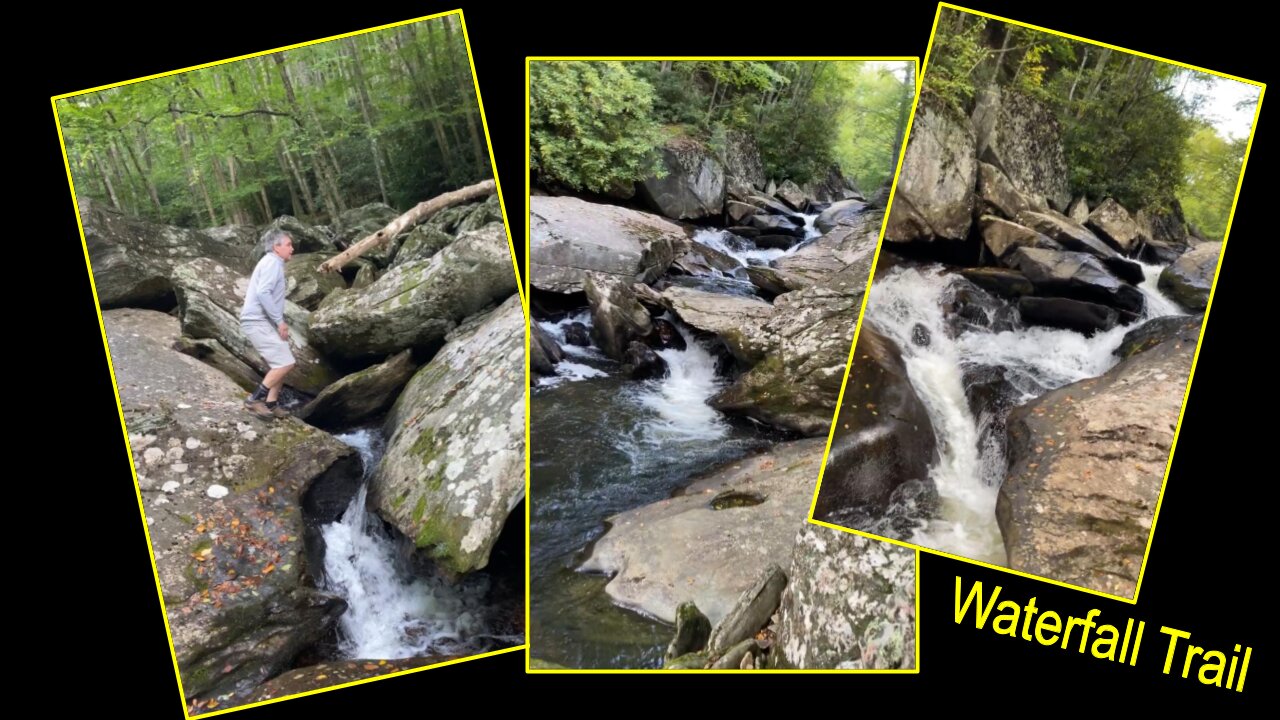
[38,1,1268,713]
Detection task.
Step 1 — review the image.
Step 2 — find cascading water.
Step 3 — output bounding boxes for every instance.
[694,213,821,267]
[862,262,1185,564]
[320,428,492,659]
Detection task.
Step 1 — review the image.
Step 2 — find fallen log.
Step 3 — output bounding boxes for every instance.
[317,178,497,273]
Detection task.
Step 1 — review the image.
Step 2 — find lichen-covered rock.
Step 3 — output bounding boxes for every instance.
[80,198,259,308]
[584,273,654,361]
[172,258,340,395]
[666,602,712,661]
[297,350,417,427]
[638,137,726,220]
[805,163,863,204]
[884,94,977,242]
[661,286,775,364]
[394,223,455,268]
[998,317,1197,597]
[814,323,937,519]
[774,180,807,211]
[580,439,827,625]
[976,162,1032,219]
[373,294,524,575]
[105,308,355,705]
[1158,242,1221,311]
[1086,198,1143,255]
[774,207,882,291]
[973,86,1071,211]
[719,129,766,192]
[711,263,871,436]
[769,526,915,669]
[310,223,517,362]
[530,196,682,293]
[332,202,402,267]
[285,252,348,310]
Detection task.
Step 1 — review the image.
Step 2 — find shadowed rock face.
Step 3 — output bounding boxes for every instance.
[309,222,516,362]
[297,350,417,427]
[638,137,726,221]
[769,526,915,669]
[998,316,1198,597]
[106,308,355,705]
[1159,242,1222,311]
[1006,247,1144,314]
[373,294,524,575]
[81,197,260,308]
[885,94,977,243]
[973,86,1071,212]
[579,439,827,626]
[530,196,682,293]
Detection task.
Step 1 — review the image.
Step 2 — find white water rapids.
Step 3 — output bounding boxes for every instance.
[865,260,1184,564]
[694,213,820,266]
[321,429,487,659]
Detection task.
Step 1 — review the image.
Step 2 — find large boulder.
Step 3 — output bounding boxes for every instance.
[972,86,1071,211]
[579,439,827,625]
[711,264,869,436]
[530,196,681,293]
[813,323,937,519]
[309,223,517,362]
[997,315,1197,597]
[261,215,334,254]
[372,295,524,575]
[106,308,354,705]
[393,223,455,268]
[529,321,564,376]
[885,94,978,243]
[1018,296,1119,335]
[1158,242,1221,311]
[774,180,807,211]
[976,162,1032,219]
[815,199,869,234]
[1066,196,1090,224]
[1018,210,1119,262]
[805,163,863,203]
[1007,247,1144,315]
[774,207,882,291]
[1086,198,1143,255]
[979,216,1059,260]
[80,198,259,308]
[296,350,417,427]
[172,258,340,395]
[718,129,766,192]
[584,273,654,361]
[638,136,726,220]
[332,203,402,267]
[769,526,915,669]
[285,252,348,310]
[661,286,775,364]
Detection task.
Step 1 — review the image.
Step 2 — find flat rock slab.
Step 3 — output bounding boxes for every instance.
[580,438,828,626]
[661,286,775,364]
[530,195,682,293]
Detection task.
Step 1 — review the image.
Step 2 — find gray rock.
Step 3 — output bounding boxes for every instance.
[333,202,402,267]
[173,336,261,393]
[711,639,759,669]
[310,223,517,362]
[530,321,564,376]
[1114,315,1201,360]
[80,198,260,308]
[105,308,353,703]
[1086,198,1143,255]
[774,207,882,291]
[585,273,654,361]
[672,239,742,277]
[706,564,786,656]
[1018,296,1119,335]
[958,267,1035,298]
[976,162,1031,219]
[262,215,335,254]
[719,130,766,191]
[352,263,378,289]
[579,439,827,625]
[884,94,977,242]
[1067,196,1090,224]
[621,340,668,380]
[666,602,712,661]
[805,163,863,203]
[530,196,681,293]
[814,323,937,517]
[998,316,1196,597]
[748,213,805,237]
[638,137,726,220]
[297,350,417,427]
[1158,242,1221,311]
[662,286,775,364]
[373,294,524,575]
[745,266,790,297]
[973,86,1071,211]
[774,179,807,211]
[172,258,340,395]
[770,526,915,669]
[725,200,759,225]
[1007,247,1145,315]
[980,215,1060,259]
[394,223,455,267]
[815,198,869,234]
[1018,210,1120,262]
[285,252,348,310]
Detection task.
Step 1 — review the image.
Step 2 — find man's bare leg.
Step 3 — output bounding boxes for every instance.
[263,364,294,402]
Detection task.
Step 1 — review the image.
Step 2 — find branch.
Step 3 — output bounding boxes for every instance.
[166,103,295,121]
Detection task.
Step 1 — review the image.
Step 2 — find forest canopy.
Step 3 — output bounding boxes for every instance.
[56,14,489,229]
[529,60,915,196]
[924,9,1258,240]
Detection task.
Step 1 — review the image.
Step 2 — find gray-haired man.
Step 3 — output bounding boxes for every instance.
[240,230,296,419]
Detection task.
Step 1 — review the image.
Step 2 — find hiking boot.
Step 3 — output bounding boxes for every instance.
[268,404,290,420]
[243,399,274,420]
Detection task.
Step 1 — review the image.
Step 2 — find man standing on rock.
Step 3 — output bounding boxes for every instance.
[240,229,296,419]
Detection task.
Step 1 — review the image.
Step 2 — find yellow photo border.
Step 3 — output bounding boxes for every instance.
[51,8,527,717]
[523,55,922,673]
[806,2,1267,605]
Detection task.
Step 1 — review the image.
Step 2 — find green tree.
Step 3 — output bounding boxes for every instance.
[1178,123,1246,240]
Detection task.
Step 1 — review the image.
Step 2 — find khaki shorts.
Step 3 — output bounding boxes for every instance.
[242,320,297,369]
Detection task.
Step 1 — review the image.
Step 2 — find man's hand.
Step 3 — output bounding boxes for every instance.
[278,322,290,341]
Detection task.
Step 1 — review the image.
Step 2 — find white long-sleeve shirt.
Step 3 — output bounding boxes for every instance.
[239,252,287,326]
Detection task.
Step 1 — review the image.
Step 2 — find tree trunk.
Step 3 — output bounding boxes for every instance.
[318,179,495,273]
[396,27,456,181]
[171,108,217,224]
[91,149,121,210]
[345,37,389,205]
[273,52,345,219]
[442,17,487,174]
